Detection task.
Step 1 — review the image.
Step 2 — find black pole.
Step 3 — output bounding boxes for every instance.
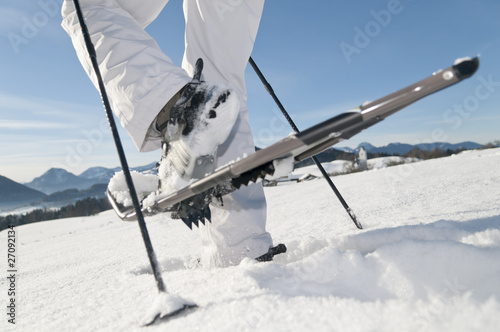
[72,0,167,292]
[249,57,362,229]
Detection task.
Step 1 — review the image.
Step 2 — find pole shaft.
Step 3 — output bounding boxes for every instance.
[72,0,167,292]
[248,57,362,229]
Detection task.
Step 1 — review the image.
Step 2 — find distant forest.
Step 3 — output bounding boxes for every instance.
[0,197,111,232]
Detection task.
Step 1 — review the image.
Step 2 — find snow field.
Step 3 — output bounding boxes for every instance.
[1,148,499,331]
[290,156,419,179]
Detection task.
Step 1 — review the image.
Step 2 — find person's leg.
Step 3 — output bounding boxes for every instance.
[182,0,273,267]
[61,0,190,152]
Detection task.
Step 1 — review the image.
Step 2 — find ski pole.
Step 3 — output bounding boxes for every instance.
[249,57,362,229]
[72,0,167,293]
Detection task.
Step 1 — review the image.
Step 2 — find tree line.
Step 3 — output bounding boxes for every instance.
[0,197,111,231]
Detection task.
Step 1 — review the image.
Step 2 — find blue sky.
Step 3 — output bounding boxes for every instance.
[1,0,499,183]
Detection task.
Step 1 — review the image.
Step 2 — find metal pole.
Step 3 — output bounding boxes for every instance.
[72,0,168,291]
[249,57,362,229]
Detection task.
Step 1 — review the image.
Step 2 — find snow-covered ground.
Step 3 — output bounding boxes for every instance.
[291,156,419,179]
[1,148,500,331]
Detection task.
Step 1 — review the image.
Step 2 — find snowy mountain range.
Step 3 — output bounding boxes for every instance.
[0,175,47,208]
[0,141,484,213]
[24,162,157,195]
[26,168,102,195]
[337,141,482,155]
[21,141,484,195]
[0,162,157,213]
[79,166,121,182]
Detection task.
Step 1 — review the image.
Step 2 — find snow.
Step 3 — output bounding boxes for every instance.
[366,156,419,169]
[141,293,196,326]
[290,156,418,179]
[266,156,295,180]
[174,82,240,158]
[108,171,159,207]
[1,148,500,331]
[292,160,352,179]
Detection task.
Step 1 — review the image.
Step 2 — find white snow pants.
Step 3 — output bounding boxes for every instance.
[62,0,272,267]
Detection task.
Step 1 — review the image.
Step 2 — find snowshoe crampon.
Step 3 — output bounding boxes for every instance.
[106,182,234,229]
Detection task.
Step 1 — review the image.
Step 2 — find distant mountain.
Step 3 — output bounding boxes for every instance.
[79,166,120,182]
[0,175,47,208]
[25,168,100,195]
[25,162,158,196]
[338,141,483,156]
[43,184,108,205]
[299,141,484,170]
[22,141,483,196]
[2,140,485,213]
[336,142,376,153]
[415,141,482,152]
[79,162,157,180]
[357,142,377,152]
[369,143,416,155]
[131,162,157,174]
[2,161,157,213]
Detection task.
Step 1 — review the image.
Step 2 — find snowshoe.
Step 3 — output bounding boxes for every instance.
[108,57,480,228]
